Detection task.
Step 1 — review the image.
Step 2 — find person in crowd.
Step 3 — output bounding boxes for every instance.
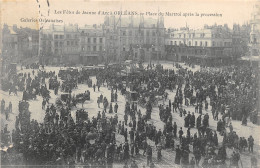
[175,145,181,165]
[114,103,118,113]
[146,145,152,166]
[230,150,240,168]
[248,135,254,153]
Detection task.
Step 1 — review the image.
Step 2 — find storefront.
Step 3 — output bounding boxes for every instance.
[80,54,99,66]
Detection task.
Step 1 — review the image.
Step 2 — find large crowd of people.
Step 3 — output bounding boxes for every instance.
[0,60,258,167]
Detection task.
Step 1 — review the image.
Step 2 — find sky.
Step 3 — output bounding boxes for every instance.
[0,0,258,30]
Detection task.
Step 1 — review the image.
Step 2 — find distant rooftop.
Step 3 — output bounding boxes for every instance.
[47,24,79,32]
[105,16,164,28]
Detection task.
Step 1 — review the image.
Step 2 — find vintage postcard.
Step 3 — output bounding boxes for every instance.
[0,0,259,167]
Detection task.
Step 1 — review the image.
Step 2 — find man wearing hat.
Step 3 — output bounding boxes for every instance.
[124,141,130,161]
[146,145,152,166]
[175,145,181,165]
[230,150,240,168]
[248,135,254,153]
[190,157,196,168]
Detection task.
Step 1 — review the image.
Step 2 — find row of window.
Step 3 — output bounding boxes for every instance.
[46,34,104,41]
[171,33,223,38]
[169,40,232,47]
[55,41,63,47]
[117,47,157,52]
[170,47,207,55]
[55,47,79,54]
[54,41,79,47]
[54,35,64,39]
[170,41,208,47]
[81,45,103,52]
[111,37,162,46]
[54,45,105,54]
[83,37,103,43]
[54,34,78,39]
[169,48,232,56]
[53,38,104,47]
[119,30,160,37]
[172,33,205,38]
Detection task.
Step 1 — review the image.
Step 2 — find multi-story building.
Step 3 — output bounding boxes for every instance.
[63,24,80,65]
[40,19,108,65]
[2,24,39,63]
[40,28,53,64]
[40,24,80,65]
[248,3,260,124]
[165,24,232,61]
[103,16,118,62]
[249,3,260,57]
[79,24,106,65]
[2,24,19,63]
[41,24,106,65]
[104,16,165,62]
[232,23,250,58]
[17,27,39,61]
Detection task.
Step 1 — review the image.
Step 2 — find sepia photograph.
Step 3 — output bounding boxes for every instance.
[0,0,259,167]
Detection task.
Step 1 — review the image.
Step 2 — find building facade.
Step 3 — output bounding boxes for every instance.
[2,24,19,63]
[249,3,260,57]
[232,23,250,58]
[104,16,165,62]
[3,17,254,65]
[40,24,106,65]
[248,2,260,124]
[79,24,106,65]
[165,25,232,61]
[40,24,80,65]
[2,24,39,64]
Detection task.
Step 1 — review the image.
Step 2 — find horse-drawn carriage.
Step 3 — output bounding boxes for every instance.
[138,87,165,108]
[138,93,159,108]
[76,92,90,101]
[61,79,77,93]
[72,91,91,107]
[58,68,78,80]
[56,93,71,108]
[60,93,71,102]
[76,109,89,122]
[125,91,139,104]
